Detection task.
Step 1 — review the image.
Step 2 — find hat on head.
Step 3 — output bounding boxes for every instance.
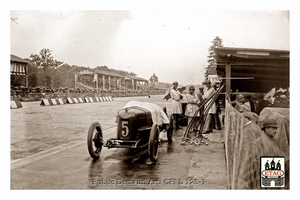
[199,85,204,89]
[261,119,278,130]
[202,80,211,85]
[189,86,195,90]
[173,81,178,85]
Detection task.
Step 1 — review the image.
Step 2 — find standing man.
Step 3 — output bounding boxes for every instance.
[170,81,183,130]
[212,83,221,130]
[196,85,205,104]
[202,80,216,133]
[196,85,205,125]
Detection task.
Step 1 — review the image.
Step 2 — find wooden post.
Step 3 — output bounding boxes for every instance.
[102,75,105,90]
[108,76,111,90]
[94,73,98,89]
[132,79,134,90]
[226,54,231,97]
[25,64,28,88]
[235,89,239,101]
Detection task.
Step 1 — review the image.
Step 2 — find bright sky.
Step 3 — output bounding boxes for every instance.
[9,7,290,86]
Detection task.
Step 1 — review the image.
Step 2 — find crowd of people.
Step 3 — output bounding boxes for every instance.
[231,88,289,116]
[168,80,290,134]
[169,79,222,134]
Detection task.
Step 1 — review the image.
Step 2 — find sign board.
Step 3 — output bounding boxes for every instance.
[208,75,221,84]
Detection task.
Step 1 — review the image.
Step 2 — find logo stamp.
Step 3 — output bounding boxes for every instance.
[260,156,285,188]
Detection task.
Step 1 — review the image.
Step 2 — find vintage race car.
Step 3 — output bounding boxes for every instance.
[87,101,173,163]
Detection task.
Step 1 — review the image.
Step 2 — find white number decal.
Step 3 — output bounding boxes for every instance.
[121,121,129,137]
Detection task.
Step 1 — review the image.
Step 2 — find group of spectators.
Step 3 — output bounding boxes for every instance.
[169,79,221,133]
[231,88,289,116]
[168,80,290,133]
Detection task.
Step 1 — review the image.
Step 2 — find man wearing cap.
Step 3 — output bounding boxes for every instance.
[260,119,279,139]
[170,81,183,130]
[253,119,283,157]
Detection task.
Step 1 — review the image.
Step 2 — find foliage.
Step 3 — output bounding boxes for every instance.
[205,36,223,78]
[11,48,141,90]
[28,73,38,87]
[149,73,158,86]
[30,48,63,88]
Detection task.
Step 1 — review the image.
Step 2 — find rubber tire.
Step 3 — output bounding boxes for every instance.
[167,114,174,143]
[148,124,159,163]
[87,122,103,159]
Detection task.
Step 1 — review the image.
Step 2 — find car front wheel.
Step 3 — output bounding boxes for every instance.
[87,122,103,159]
[149,123,159,163]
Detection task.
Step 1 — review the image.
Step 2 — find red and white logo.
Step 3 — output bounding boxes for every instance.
[260,157,285,188]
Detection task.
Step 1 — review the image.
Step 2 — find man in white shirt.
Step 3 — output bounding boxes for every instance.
[170,81,183,130]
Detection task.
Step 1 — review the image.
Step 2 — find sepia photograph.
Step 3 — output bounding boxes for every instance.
[3,0,298,198]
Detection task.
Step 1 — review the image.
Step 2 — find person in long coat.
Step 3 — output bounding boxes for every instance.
[237,119,289,189]
[170,81,183,130]
[202,80,216,133]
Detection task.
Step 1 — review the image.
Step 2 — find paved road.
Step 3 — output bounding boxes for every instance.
[10,96,227,189]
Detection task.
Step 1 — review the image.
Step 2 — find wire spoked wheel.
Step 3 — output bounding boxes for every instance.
[87,122,103,159]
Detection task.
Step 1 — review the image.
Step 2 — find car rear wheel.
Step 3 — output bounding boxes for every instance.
[149,124,159,163]
[87,122,103,159]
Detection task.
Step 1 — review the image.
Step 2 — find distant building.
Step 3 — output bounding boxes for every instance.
[11,54,30,87]
[74,67,149,91]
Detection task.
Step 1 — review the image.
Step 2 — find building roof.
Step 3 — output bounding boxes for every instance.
[10,54,30,64]
[214,47,289,93]
[92,68,124,78]
[125,74,148,82]
[76,67,148,82]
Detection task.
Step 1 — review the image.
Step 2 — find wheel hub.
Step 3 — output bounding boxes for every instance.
[93,132,103,148]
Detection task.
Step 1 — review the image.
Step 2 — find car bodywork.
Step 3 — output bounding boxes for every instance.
[87,101,173,163]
